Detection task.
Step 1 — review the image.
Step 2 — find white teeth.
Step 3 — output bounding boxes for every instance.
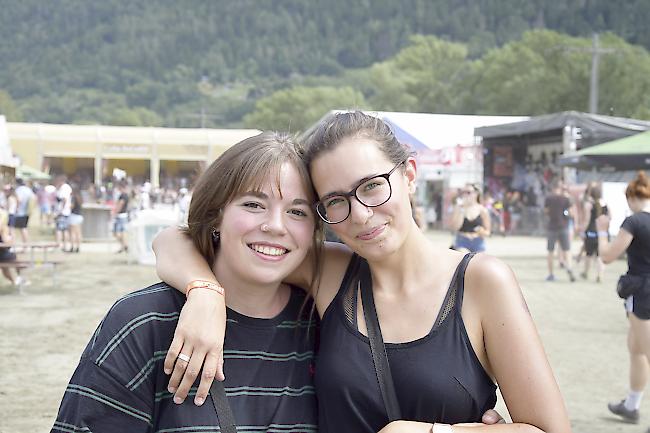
[250,244,287,256]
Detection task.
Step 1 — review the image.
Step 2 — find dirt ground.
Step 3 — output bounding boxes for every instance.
[0,230,642,433]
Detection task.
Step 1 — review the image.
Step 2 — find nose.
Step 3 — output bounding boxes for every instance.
[263,208,288,235]
[348,197,373,225]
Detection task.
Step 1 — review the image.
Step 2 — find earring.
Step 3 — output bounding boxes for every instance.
[211,228,220,242]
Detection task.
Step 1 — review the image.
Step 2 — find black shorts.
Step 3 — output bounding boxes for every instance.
[13,215,29,229]
[0,249,16,262]
[584,236,599,256]
[631,291,650,320]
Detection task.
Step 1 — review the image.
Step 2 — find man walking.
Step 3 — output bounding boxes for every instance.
[14,178,35,243]
[544,180,576,282]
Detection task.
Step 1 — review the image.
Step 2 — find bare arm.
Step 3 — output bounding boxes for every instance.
[151,226,351,405]
[467,255,571,433]
[152,226,227,406]
[596,215,633,264]
[449,203,464,232]
[477,206,491,238]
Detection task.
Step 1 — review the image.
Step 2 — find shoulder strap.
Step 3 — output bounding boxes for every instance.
[210,380,237,433]
[359,259,402,421]
[454,252,476,309]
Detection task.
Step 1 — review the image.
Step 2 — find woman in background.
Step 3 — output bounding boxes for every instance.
[449,183,491,252]
[598,172,650,425]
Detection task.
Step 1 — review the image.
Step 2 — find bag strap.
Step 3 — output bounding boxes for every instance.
[210,380,237,433]
[359,259,402,421]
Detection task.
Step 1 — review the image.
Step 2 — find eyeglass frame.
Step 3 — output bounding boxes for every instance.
[315,159,408,224]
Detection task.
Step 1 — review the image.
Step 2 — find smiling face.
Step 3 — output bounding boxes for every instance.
[215,162,315,287]
[310,135,417,260]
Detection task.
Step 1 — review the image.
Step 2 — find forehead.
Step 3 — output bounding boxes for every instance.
[238,162,311,200]
[310,136,392,191]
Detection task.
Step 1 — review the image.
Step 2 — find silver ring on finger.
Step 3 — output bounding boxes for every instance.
[177,353,191,363]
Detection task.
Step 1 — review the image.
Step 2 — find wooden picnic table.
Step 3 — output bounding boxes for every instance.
[0,241,59,262]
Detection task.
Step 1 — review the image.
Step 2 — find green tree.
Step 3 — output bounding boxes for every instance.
[243,86,367,132]
[0,89,22,121]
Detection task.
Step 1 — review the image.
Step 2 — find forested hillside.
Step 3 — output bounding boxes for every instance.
[1,0,649,128]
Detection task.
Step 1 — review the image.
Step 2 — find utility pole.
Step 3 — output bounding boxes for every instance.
[588,33,616,114]
[559,33,616,114]
[181,106,222,128]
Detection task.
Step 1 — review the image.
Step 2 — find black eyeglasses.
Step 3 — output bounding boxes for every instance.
[315,160,406,224]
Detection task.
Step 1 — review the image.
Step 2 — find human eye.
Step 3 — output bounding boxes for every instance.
[288,207,309,217]
[242,201,264,210]
[361,177,386,192]
[325,196,346,208]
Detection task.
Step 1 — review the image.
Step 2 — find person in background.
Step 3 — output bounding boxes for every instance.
[66,186,84,253]
[54,175,73,251]
[544,180,576,282]
[449,183,491,253]
[596,171,650,425]
[14,178,34,243]
[112,182,130,254]
[5,185,17,238]
[580,183,608,282]
[0,207,23,286]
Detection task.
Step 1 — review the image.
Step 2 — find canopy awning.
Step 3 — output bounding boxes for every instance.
[559,130,650,170]
[16,164,51,180]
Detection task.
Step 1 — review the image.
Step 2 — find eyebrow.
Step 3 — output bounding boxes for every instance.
[320,172,382,199]
[241,191,311,206]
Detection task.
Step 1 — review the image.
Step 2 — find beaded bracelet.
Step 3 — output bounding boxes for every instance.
[185,279,225,298]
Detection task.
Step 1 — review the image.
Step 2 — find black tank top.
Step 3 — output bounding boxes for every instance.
[314,253,496,433]
[459,214,483,233]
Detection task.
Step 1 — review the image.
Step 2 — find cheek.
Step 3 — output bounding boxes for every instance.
[222,211,258,238]
[288,219,315,249]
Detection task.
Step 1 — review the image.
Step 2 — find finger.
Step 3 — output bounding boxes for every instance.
[164,335,184,375]
[481,409,504,425]
[174,350,205,404]
[215,347,225,381]
[168,345,192,394]
[194,351,219,406]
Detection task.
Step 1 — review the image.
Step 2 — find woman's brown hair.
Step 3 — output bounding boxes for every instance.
[626,171,650,200]
[185,132,323,282]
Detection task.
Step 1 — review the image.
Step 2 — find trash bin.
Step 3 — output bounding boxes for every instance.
[81,203,113,240]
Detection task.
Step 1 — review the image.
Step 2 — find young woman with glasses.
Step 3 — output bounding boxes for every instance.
[449,184,491,253]
[153,112,570,433]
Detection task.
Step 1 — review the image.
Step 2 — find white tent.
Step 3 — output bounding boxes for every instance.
[0,116,16,167]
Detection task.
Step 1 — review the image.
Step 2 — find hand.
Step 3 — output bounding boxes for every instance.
[595,214,610,233]
[164,289,227,406]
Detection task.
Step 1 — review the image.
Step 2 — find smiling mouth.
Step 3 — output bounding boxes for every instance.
[248,244,289,256]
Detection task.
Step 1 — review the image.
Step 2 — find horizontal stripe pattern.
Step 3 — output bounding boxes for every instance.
[155,423,317,433]
[127,350,168,390]
[223,350,313,362]
[96,311,179,365]
[65,384,152,425]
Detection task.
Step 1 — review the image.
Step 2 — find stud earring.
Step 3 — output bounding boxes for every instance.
[211,228,220,242]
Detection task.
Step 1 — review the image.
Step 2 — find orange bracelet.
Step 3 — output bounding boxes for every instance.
[185,280,225,298]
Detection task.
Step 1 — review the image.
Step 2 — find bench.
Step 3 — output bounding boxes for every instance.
[0,260,61,294]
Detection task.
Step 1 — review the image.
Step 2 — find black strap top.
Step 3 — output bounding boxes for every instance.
[459,214,483,233]
[314,253,496,433]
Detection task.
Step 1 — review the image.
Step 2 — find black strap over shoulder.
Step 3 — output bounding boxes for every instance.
[359,259,402,421]
[210,380,237,433]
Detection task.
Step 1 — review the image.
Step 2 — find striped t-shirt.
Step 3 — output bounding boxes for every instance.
[51,282,318,433]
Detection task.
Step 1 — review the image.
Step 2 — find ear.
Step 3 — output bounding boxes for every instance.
[405,157,417,194]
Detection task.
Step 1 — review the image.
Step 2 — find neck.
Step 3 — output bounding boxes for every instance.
[364,222,438,295]
[212,258,290,319]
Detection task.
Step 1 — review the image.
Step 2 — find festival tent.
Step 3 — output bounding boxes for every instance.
[559,130,650,171]
[16,164,51,180]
